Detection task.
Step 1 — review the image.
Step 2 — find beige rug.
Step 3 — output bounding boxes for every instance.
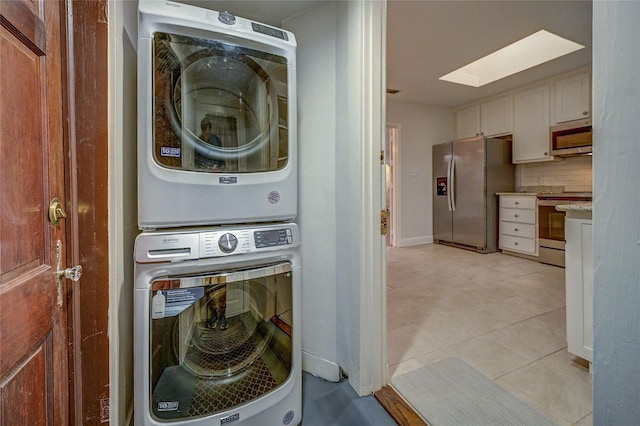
[392,357,558,426]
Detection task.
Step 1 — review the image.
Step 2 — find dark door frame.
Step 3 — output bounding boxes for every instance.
[63,0,110,423]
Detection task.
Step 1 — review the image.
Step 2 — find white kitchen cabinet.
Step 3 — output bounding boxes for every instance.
[481,96,512,137]
[456,96,512,139]
[554,71,591,124]
[456,105,481,139]
[499,195,538,257]
[512,84,552,163]
[565,216,593,362]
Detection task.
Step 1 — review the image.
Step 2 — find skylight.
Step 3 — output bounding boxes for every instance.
[439,30,585,87]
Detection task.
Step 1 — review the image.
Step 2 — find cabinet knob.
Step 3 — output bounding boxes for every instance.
[515,201,519,205]
[514,242,519,246]
[514,228,519,232]
[583,111,588,115]
[514,214,519,218]
[544,152,548,156]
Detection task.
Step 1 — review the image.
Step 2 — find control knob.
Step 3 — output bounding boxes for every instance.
[218,11,236,25]
[218,233,238,253]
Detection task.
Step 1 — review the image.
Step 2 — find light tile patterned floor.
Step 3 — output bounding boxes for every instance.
[387,244,593,426]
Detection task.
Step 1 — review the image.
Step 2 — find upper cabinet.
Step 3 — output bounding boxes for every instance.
[553,71,591,124]
[456,95,512,139]
[453,67,591,164]
[512,84,551,163]
[481,96,512,137]
[456,105,481,139]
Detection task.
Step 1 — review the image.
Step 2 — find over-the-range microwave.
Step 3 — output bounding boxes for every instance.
[550,118,592,156]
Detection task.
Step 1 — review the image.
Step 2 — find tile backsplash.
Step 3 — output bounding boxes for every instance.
[517,155,593,192]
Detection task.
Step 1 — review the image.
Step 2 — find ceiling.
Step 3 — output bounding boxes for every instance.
[177,0,593,108]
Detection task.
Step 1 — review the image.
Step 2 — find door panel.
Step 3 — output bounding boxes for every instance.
[432,142,452,243]
[452,137,486,248]
[0,1,68,425]
[0,338,50,424]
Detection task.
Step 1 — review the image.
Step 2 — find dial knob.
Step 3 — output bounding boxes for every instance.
[218,233,238,253]
[218,11,236,25]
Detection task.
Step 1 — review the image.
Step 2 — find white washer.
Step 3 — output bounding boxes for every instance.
[138,1,297,229]
[134,224,301,426]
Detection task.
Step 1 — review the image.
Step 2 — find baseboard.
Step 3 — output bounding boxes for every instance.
[397,236,433,247]
[302,351,341,382]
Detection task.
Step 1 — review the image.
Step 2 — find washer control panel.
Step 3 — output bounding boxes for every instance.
[134,224,300,263]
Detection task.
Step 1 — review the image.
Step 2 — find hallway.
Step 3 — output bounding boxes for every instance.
[387,244,592,426]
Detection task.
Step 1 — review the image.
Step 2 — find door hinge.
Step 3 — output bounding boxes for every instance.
[380,150,385,165]
[381,209,388,235]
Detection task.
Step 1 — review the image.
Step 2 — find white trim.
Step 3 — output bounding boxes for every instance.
[348,0,387,396]
[302,351,342,383]
[399,236,434,247]
[108,1,121,423]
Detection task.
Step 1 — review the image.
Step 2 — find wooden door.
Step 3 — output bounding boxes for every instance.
[0,0,69,425]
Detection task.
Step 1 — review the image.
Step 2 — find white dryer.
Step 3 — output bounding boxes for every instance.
[134,223,301,426]
[137,1,297,229]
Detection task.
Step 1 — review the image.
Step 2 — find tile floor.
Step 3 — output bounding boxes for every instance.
[386,243,593,426]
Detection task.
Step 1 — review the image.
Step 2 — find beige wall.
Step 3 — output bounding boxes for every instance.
[386,99,455,246]
[517,156,593,192]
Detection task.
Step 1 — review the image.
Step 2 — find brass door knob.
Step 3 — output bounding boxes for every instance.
[49,198,67,226]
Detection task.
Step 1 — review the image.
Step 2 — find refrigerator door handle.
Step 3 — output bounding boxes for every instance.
[446,157,453,212]
[450,157,456,212]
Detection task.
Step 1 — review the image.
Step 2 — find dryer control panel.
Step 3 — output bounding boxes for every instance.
[254,228,294,248]
[135,223,300,263]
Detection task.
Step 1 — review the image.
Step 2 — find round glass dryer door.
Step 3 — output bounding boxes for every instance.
[153,32,289,173]
[149,262,293,421]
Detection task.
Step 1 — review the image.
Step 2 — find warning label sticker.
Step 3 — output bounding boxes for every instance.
[153,288,204,319]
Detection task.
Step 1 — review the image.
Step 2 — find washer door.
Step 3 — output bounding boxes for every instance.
[152,32,289,173]
[148,262,293,420]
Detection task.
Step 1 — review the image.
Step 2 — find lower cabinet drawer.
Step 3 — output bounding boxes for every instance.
[499,221,536,238]
[500,208,536,224]
[499,234,537,255]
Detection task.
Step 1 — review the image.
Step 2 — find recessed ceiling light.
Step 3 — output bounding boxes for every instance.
[439,30,585,87]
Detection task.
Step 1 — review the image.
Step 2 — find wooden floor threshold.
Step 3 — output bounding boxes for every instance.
[374,385,430,426]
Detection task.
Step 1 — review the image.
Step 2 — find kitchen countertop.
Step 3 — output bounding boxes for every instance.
[556,202,592,212]
[557,202,593,220]
[495,192,539,196]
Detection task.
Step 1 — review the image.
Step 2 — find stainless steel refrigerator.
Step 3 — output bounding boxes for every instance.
[433,135,514,253]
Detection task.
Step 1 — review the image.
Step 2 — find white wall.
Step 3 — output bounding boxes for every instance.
[284,2,341,380]
[110,1,140,424]
[285,2,386,391]
[592,2,640,423]
[386,99,454,247]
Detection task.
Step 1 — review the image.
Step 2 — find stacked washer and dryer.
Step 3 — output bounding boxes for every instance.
[134,2,300,425]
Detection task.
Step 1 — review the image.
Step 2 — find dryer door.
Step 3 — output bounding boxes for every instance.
[147,262,293,420]
[153,32,289,174]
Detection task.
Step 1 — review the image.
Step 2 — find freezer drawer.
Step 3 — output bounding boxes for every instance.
[500,208,536,224]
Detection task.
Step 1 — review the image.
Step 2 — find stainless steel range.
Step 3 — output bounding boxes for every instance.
[537,193,592,267]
